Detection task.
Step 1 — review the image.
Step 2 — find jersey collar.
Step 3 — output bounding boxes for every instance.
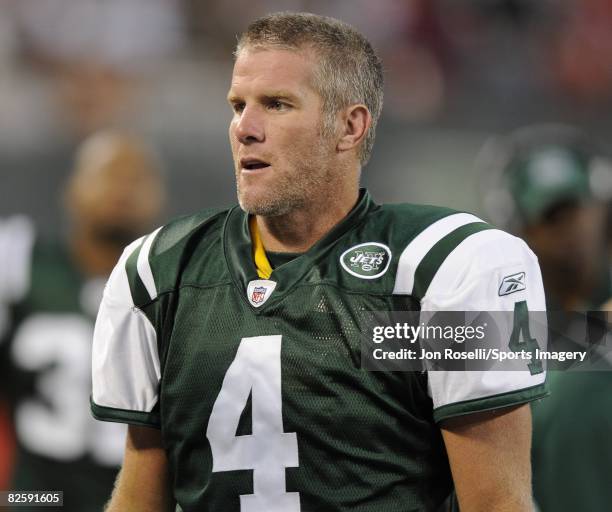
[223,189,377,310]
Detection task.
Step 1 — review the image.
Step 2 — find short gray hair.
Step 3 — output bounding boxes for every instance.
[236,12,384,165]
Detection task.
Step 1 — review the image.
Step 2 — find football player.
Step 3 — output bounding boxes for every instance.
[92,13,547,512]
[478,124,612,311]
[0,131,165,511]
[479,124,612,512]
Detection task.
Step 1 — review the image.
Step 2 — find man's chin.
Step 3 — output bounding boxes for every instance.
[238,192,293,217]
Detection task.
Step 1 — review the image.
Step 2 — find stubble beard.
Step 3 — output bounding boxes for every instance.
[235,133,337,218]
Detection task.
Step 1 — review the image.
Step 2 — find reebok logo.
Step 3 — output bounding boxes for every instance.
[498,272,526,296]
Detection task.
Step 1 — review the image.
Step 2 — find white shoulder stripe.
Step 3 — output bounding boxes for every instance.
[424,229,509,301]
[137,226,162,301]
[393,213,483,295]
[106,236,146,307]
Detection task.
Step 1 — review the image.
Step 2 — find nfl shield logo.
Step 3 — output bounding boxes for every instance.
[251,286,266,304]
[246,279,277,308]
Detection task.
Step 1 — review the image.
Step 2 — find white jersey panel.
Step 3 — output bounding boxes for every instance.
[421,229,546,413]
[91,236,161,414]
[393,213,483,295]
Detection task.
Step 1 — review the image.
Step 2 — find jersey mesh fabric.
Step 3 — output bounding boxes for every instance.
[157,282,453,512]
[92,194,545,512]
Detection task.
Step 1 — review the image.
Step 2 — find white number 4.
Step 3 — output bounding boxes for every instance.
[206,335,301,511]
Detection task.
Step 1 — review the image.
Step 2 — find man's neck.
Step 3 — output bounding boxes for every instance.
[255,187,360,253]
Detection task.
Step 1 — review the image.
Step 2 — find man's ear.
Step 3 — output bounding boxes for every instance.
[336,104,372,154]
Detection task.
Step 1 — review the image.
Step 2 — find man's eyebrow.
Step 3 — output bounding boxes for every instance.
[227,91,299,103]
[262,91,296,100]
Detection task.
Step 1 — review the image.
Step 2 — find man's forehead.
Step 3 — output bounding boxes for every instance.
[230,46,318,91]
[235,43,317,62]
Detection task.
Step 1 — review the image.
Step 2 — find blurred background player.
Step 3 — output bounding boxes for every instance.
[478,123,612,512]
[479,124,612,310]
[0,130,166,511]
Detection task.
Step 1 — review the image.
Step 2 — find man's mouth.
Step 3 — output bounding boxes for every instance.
[240,158,271,171]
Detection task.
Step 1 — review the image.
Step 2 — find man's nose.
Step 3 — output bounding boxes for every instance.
[235,106,265,144]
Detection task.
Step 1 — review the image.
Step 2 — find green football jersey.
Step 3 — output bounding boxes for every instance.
[91,191,547,512]
[0,216,123,512]
[532,367,612,511]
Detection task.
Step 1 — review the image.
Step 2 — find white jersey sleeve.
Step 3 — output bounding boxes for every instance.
[421,228,547,422]
[91,230,163,427]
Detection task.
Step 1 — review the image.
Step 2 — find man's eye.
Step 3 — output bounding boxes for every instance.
[232,103,245,113]
[268,100,287,111]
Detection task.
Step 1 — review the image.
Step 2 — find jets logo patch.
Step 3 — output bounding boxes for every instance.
[340,242,392,280]
[498,272,526,296]
[247,279,277,307]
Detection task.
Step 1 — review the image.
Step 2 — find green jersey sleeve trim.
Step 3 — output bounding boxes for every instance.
[413,222,496,300]
[123,227,164,308]
[91,398,161,429]
[433,382,548,423]
[125,238,154,307]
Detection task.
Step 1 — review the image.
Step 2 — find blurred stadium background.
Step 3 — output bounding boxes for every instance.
[1,1,612,510]
[1,0,612,227]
